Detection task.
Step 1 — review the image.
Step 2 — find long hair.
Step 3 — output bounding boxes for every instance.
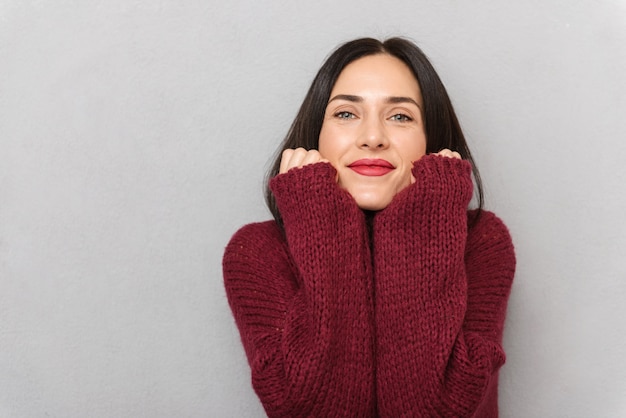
[265,37,483,225]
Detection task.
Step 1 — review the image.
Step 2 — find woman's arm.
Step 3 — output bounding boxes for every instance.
[372,154,515,417]
[223,163,375,417]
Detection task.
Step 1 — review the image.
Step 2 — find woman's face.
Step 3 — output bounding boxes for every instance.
[318,54,427,211]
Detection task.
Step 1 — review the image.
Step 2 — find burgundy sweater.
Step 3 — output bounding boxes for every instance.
[223,155,516,417]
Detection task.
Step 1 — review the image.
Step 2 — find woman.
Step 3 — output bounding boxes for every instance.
[223,37,515,417]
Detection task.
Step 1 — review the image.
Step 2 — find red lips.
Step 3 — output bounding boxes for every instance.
[348,159,395,176]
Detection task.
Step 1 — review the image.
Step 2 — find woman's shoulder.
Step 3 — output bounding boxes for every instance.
[464,209,516,285]
[225,220,286,250]
[229,220,283,242]
[223,220,289,266]
[466,209,514,254]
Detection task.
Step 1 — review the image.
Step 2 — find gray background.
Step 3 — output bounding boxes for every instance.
[2,1,625,417]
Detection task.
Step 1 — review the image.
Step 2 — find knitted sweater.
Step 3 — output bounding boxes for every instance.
[223,155,516,417]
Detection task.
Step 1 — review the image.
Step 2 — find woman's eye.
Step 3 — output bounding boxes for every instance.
[390,113,413,122]
[335,111,355,119]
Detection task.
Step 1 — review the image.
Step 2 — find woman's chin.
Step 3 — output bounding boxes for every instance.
[341,175,412,211]
[353,194,393,211]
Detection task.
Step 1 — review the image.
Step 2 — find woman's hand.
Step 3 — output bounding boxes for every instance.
[435,148,462,159]
[279,148,329,174]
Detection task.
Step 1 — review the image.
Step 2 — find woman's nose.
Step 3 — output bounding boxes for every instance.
[357,117,389,149]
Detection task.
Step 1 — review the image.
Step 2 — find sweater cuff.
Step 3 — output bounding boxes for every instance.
[269,162,359,229]
[411,154,473,210]
[376,155,473,221]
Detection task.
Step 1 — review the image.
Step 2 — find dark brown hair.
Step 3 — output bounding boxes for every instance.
[265,37,483,225]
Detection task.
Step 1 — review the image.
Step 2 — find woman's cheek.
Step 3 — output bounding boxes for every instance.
[395,169,414,193]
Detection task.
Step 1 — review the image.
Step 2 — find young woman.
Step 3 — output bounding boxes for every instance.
[223,37,516,417]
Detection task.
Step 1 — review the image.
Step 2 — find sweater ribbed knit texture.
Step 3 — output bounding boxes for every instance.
[223,155,516,417]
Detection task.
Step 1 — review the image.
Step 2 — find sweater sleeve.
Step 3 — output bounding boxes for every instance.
[372,154,516,417]
[222,163,375,417]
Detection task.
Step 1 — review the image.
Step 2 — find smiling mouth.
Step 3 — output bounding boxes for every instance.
[348,159,395,176]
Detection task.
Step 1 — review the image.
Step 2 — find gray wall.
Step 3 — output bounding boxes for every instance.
[2,1,625,417]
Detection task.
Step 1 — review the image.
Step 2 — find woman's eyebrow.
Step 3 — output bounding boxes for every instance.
[385,96,421,109]
[327,94,421,109]
[328,94,363,103]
